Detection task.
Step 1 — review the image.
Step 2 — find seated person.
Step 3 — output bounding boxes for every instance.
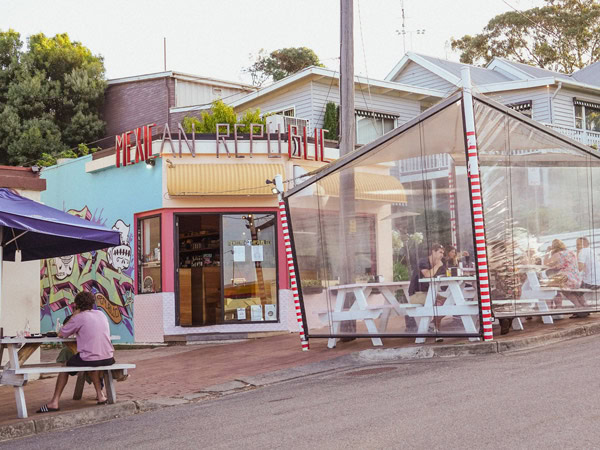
[543,239,585,310]
[408,243,447,339]
[574,237,599,317]
[444,246,459,268]
[37,291,115,413]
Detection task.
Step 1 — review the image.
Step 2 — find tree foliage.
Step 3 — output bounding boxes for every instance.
[450,0,600,73]
[323,102,339,141]
[0,30,106,166]
[245,47,324,86]
[182,99,265,134]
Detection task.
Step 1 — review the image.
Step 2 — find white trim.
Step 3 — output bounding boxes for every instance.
[477,77,557,93]
[229,66,446,110]
[486,58,532,81]
[384,52,462,86]
[384,54,412,81]
[107,71,173,85]
[108,70,256,91]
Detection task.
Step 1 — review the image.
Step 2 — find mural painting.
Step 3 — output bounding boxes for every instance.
[40,206,135,342]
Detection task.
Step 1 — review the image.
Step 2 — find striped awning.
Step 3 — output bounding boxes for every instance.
[574,98,600,109]
[167,163,285,196]
[506,100,532,112]
[319,172,407,204]
[355,110,399,120]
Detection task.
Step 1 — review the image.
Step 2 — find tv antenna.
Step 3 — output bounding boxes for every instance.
[396,1,425,53]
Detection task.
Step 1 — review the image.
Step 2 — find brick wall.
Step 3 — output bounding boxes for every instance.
[102,78,172,140]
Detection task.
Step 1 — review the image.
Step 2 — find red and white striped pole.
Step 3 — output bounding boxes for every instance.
[461,68,493,341]
[275,174,309,351]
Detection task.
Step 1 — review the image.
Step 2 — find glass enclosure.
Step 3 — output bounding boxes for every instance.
[287,99,480,339]
[476,98,600,319]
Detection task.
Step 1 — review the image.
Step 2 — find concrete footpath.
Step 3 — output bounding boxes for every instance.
[2,315,600,442]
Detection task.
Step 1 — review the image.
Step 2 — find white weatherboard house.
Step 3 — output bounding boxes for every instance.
[171,66,447,148]
[387,52,600,148]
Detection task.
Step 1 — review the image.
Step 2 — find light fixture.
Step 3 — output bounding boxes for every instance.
[266,178,280,195]
[145,159,155,169]
[31,165,40,173]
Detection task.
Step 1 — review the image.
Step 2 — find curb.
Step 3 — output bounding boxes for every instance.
[0,402,139,442]
[358,321,600,362]
[4,322,600,442]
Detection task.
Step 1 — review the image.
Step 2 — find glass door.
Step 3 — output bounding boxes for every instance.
[222,213,278,322]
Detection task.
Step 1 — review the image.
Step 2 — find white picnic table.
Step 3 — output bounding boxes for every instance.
[0,335,128,419]
[321,281,414,348]
[413,276,480,343]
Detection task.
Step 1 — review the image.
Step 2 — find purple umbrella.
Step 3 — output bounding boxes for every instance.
[0,188,121,322]
[0,188,120,261]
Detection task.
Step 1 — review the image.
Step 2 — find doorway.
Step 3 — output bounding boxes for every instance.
[177,214,221,326]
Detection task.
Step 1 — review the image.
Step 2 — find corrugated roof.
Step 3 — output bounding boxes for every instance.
[493,59,573,81]
[416,54,511,85]
[571,61,600,87]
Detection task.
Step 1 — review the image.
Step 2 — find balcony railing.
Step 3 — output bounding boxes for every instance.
[544,124,600,148]
[398,153,451,174]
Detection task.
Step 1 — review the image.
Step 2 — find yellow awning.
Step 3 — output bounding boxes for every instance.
[167,163,285,196]
[319,172,407,204]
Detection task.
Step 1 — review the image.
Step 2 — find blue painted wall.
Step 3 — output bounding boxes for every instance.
[40,156,162,343]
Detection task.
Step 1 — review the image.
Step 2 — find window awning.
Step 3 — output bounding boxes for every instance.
[355,110,399,120]
[506,100,532,112]
[319,172,407,204]
[167,163,285,196]
[574,98,600,109]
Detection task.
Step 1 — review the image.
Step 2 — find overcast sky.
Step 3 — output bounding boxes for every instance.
[2,0,545,84]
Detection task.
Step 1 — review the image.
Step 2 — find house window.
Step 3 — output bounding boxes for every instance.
[270,107,295,117]
[506,100,532,118]
[138,215,162,294]
[574,99,600,132]
[355,110,398,145]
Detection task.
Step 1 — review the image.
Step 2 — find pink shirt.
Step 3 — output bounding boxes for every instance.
[59,309,114,361]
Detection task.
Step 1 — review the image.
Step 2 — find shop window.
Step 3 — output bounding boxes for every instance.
[575,100,600,132]
[222,213,278,322]
[355,110,397,145]
[138,216,162,293]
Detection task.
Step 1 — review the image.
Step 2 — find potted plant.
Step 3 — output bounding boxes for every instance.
[301,279,324,294]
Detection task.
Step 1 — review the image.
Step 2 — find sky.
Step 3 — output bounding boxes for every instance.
[1,0,546,84]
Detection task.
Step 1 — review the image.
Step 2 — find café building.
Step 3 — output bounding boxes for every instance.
[40,125,354,343]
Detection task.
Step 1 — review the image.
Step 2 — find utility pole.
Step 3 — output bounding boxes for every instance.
[339,0,356,337]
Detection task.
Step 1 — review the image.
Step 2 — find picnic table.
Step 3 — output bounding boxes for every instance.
[413,276,480,343]
[320,281,414,348]
[0,335,134,419]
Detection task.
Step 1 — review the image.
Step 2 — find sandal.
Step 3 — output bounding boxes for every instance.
[97,400,108,405]
[36,404,60,413]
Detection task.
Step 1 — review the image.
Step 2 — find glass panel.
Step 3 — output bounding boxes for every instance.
[289,100,477,339]
[356,116,383,145]
[585,106,600,132]
[222,214,277,322]
[575,105,584,130]
[476,99,600,325]
[138,216,161,293]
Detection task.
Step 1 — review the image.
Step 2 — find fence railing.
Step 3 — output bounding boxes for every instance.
[544,124,600,148]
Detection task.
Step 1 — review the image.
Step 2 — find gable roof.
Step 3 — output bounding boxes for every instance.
[386,52,600,95]
[487,58,573,82]
[571,61,600,86]
[385,52,511,86]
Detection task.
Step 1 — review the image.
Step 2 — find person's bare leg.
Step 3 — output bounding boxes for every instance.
[89,371,106,403]
[47,372,69,409]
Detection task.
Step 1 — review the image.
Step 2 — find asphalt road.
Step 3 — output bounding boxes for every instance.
[6,336,600,449]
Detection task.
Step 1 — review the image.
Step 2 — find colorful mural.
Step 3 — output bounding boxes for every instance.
[40,206,135,342]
